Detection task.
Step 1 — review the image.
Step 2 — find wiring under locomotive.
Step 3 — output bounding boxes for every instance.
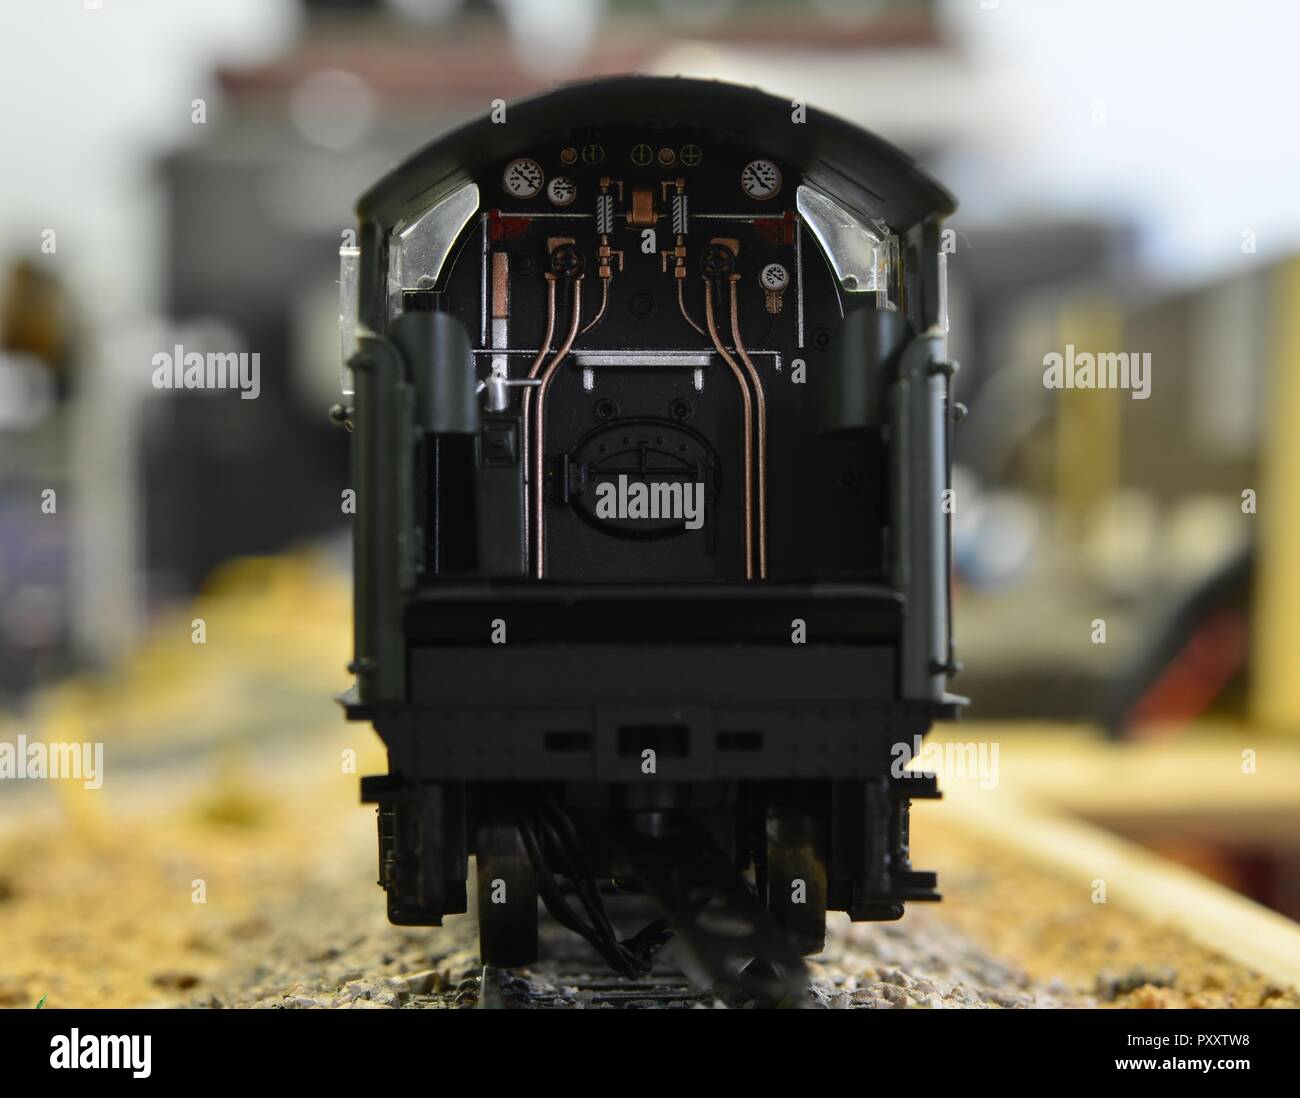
[515,793,674,979]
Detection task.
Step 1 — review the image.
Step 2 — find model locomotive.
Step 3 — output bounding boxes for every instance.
[337,76,961,996]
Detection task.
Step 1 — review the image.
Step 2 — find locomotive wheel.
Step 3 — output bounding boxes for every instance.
[765,810,828,957]
[475,816,539,967]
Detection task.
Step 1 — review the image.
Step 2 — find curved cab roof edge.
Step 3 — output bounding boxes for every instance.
[356,74,956,232]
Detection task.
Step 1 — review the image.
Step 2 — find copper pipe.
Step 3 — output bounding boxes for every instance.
[579,276,610,336]
[678,278,707,336]
[490,252,510,319]
[729,277,767,579]
[533,279,584,578]
[704,285,753,580]
[520,275,557,564]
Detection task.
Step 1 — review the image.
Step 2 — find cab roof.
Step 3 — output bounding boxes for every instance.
[356,74,955,233]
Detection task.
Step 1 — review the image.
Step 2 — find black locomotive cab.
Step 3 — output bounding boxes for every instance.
[338,76,962,996]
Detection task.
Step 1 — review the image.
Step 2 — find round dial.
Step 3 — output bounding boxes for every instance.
[503,158,544,199]
[547,176,576,206]
[741,158,782,200]
[760,262,790,291]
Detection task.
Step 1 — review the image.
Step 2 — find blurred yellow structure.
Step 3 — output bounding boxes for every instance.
[1254,259,1300,734]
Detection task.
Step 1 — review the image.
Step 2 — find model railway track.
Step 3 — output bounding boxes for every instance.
[475,903,745,1009]
[476,963,709,1009]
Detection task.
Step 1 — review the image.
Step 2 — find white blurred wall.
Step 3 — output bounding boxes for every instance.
[1,0,1297,316]
[0,0,299,321]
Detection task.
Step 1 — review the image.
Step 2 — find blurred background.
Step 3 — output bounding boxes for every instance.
[2,0,1299,1005]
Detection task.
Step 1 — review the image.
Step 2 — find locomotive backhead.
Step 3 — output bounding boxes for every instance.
[337,75,962,997]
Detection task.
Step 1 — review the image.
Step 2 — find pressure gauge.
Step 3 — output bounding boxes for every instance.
[741,158,782,200]
[760,263,790,291]
[547,176,577,207]
[503,158,544,199]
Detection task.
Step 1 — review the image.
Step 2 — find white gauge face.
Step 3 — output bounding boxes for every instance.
[503,158,544,199]
[547,176,576,207]
[741,158,782,200]
[760,262,790,291]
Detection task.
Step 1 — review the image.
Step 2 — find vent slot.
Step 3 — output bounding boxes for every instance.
[617,724,689,758]
[716,730,763,752]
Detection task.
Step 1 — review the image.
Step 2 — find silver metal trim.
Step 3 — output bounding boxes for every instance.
[574,351,714,367]
[338,245,360,395]
[471,348,782,366]
[490,315,509,380]
[385,181,481,321]
[479,211,487,344]
[795,183,888,295]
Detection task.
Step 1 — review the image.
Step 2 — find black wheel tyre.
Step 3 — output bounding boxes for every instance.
[765,811,828,957]
[475,816,539,967]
